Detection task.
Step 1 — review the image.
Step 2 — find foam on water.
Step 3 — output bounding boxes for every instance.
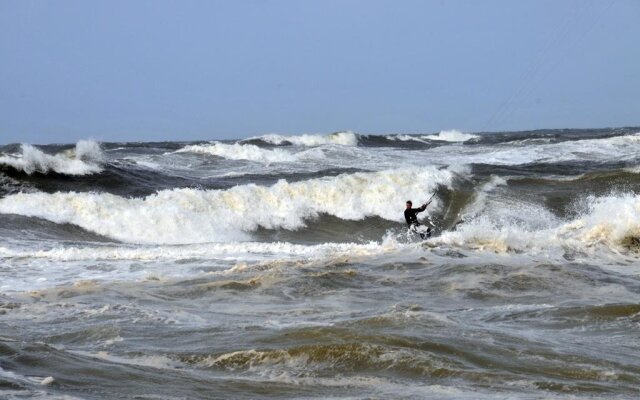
[0,167,454,244]
[0,240,398,262]
[422,130,479,142]
[120,131,640,183]
[407,131,640,168]
[0,238,412,293]
[439,192,640,255]
[244,131,359,146]
[564,193,640,249]
[2,129,640,400]
[0,140,104,175]
[551,132,640,162]
[176,142,302,163]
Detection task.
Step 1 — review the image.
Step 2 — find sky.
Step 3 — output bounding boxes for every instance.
[0,0,638,144]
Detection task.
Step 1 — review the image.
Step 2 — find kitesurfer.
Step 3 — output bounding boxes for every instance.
[404,200,432,239]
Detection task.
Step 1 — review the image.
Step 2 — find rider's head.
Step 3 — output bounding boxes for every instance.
[406,200,412,209]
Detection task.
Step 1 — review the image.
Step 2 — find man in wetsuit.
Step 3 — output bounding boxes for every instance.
[405,200,432,239]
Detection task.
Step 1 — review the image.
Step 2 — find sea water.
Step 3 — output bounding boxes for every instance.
[1,128,640,399]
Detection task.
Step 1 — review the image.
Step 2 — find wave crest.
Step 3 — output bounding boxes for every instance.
[0,140,104,175]
[422,130,479,142]
[567,193,640,249]
[244,131,359,147]
[176,142,301,163]
[439,192,640,255]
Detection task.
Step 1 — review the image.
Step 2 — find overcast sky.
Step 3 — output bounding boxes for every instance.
[1,0,638,144]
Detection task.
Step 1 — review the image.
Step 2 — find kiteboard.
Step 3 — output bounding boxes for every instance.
[408,224,432,240]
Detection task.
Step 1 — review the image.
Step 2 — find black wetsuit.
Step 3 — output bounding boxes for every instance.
[404,204,426,226]
[404,204,431,238]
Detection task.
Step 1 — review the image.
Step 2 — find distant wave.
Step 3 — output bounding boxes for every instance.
[243,131,359,146]
[0,167,454,244]
[175,142,328,164]
[422,130,479,142]
[0,140,104,175]
[597,132,640,145]
[380,130,478,145]
[383,135,429,144]
[520,132,640,164]
[176,142,300,163]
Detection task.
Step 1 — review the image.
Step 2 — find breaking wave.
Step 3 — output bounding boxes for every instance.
[0,140,104,175]
[438,192,640,255]
[565,193,640,250]
[243,131,359,147]
[422,130,479,142]
[0,168,454,244]
[382,131,479,144]
[176,142,303,163]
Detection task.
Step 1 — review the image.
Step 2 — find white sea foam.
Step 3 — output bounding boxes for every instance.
[562,193,640,248]
[408,132,640,168]
[0,239,414,293]
[244,131,359,146]
[0,140,104,175]
[0,167,454,244]
[176,142,300,163]
[439,193,640,255]
[0,240,395,262]
[552,133,640,164]
[422,130,479,142]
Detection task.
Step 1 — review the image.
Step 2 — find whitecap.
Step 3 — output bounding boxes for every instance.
[176,142,299,163]
[244,131,359,146]
[422,130,479,142]
[0,140,104,175]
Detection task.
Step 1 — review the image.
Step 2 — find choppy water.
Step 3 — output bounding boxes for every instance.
[1,128,640,399]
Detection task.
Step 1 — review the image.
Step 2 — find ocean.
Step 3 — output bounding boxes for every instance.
[1,128,639,399]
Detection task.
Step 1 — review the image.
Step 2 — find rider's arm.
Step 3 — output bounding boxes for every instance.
[421,198,433,210]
